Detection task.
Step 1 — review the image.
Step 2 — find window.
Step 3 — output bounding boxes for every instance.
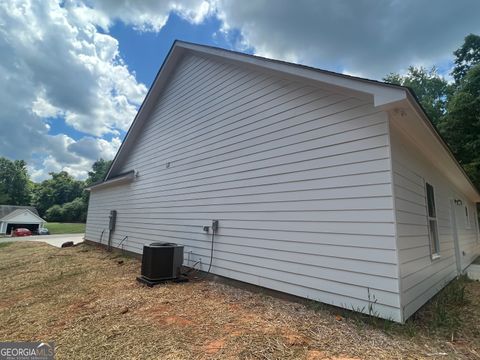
[465,206,471,229]
[425,182,440,258]
[473,205,480,243]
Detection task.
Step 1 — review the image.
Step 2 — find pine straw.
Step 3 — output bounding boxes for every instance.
[0,242,478,359]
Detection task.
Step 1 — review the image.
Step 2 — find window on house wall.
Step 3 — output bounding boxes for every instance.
[425,182,440,258]
[465,206,471,229]
[476,207,480,243]
[475,205,480,229]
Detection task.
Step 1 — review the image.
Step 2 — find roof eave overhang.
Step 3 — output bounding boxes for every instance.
[386,92,480,202]
[408,92,480,201]
[87,170,137,191]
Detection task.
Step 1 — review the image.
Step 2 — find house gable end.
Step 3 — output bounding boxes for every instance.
[1,209,45,223]
[105,41,408,180]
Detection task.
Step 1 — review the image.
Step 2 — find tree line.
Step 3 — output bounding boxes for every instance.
[1,34,479,223]
[384,34,480,188]
[0,158,111,223]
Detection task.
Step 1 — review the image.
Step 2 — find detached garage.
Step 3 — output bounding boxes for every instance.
[85,41,480,323]
[0,205,46,235]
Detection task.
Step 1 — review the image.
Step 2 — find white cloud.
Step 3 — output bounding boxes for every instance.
[28,134,121,182]
[29,154,90,182]
[67,136,121,161]
[0,0,150,181]
[32,91,63,118]
[81,0,212,31]
[3,0,480,183]
[213,0,480,79]
[82,0,480,79]
[0,0,218,182]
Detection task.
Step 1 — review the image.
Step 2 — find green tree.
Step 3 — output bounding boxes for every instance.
[384,66,451,125]
[383,34,480,191]
[80,159,112,215]
[86,159,112,186]
[452,34,480,84]
[45,198,87,223]
[0,183,9,203]
[45,204,64,222]
[32,171,84,216]
[61,197,87,222]
[0,157,31,205]
[37,160,112,222]
[439,64,480,187]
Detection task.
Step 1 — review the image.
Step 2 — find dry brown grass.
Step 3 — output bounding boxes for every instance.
[0,241,479,359]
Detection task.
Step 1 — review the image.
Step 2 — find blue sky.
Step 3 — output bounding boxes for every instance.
[100,13,249,142]
[1,0,479,181]
[110,13,248,88]
[46,13,247,143]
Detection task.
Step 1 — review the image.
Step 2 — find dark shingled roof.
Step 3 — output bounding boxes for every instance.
[0,205,39,220]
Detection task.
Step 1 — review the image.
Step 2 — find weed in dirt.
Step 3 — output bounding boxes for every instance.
[423,276,470,331]
[402,320,418,337]
[279,275,474,343]
[306,298,397,334]
[306,299,328,313]
[387,275,473,341]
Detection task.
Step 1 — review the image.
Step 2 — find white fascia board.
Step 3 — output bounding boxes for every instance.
[86,170,137,191]
[7,220,44,224]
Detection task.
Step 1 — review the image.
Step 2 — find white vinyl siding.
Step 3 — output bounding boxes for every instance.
[86,53,402,321]
[390,122,480,320]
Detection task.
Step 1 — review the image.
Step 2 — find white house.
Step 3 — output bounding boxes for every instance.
[0,205,46,234]
[85,41,480,323]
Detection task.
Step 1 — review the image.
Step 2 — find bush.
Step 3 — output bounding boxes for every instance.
[45,204,64,222]
[62,197,87,222]
[44,197,87,223]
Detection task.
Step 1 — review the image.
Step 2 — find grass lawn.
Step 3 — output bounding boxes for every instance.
[0,242,479,359]
[45,222,85,234]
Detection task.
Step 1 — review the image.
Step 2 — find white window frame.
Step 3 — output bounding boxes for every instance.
[425,182,440,259]
[476,207,480,244]
[465,205,471,229]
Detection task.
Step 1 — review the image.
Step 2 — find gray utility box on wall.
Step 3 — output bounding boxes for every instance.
[140,242,184,281]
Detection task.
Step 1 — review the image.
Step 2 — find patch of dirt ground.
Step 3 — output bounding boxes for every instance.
[0,242,479,359]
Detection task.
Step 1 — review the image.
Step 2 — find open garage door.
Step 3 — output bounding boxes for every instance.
[6,223,40,234]
[1,208,46,235]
